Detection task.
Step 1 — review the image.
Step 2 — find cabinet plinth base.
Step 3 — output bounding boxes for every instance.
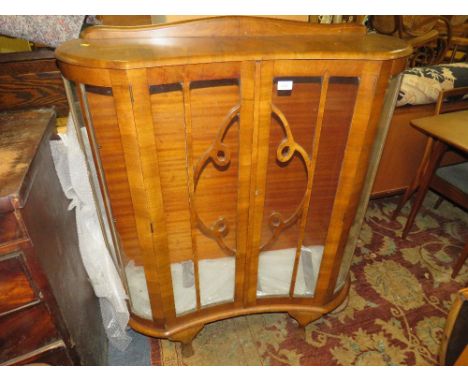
[129,278,350,346]
[169,324,204,345]
[288,311,323,327]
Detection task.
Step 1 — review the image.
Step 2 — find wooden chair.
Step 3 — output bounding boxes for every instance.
[445,17,468,63]
[439,288,468,366]
[433,162,468,277]
[369,15,452,67]
[452,242,468,279]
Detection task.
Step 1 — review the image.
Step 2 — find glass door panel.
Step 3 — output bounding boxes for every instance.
[257,77,322,298]
[149,70,241,315]
[189,78,240,308]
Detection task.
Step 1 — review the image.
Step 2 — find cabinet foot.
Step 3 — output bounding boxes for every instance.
[288,311,322,328]
[170,324,204,357]
[181,342,194,358]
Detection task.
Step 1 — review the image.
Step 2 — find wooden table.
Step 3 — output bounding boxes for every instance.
[402,110,468,275]
[411,110,468,153]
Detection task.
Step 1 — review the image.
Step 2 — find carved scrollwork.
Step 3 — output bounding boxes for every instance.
[260,104,312,252]
[192,104,240,257]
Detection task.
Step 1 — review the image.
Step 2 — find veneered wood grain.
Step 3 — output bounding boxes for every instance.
[109,69,166,322]
[0,109,54,201]
[149,74,192,264]
[234,61,256,307]
[56,17,411,71]
[7,342,73,366]
[128,68,177,322]
[0,72,68,116]
[83,16,365,40]
[245,60,274,306]
[86,91,142,264]
[57,34,411,70]
[303,77,359,246]
[0,50,68,117]
[0,212,25,244]
[0,304,59,363]
[260,77,321,252]
[0,255,38,315]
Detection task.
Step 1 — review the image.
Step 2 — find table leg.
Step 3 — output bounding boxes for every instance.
[402,140,447,239]
[393,137,434,219]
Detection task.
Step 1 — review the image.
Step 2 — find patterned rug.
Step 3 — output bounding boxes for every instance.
[150,192,468,365]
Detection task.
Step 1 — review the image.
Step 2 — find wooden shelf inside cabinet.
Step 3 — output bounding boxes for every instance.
[0,109,107,365]
[56,16,411,347]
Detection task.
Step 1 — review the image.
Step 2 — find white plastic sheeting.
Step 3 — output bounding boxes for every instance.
[126,245,323,318]
[125,261,152,319]
[49,116,131,350]
[257,246,323,297]
[126,257,236,317]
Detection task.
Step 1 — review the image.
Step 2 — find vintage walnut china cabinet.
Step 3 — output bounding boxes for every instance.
[55,16,411,347]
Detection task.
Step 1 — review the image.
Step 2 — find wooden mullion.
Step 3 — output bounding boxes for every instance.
[288,72,330,297]
[182,79,202,311]
[234,61,256,307]
[127,68,177,321]
[109,69,166,322]
[244,61,274,306]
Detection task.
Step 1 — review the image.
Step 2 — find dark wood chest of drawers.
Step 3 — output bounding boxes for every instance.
[0,109,107,365]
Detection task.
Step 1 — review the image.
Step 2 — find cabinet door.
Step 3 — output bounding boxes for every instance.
[248,60,381,305]
[66,62,255,322]
[125,62,255,320]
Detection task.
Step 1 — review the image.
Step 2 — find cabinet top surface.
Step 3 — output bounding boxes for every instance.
[56,16,411,70]
[0,109,54,202]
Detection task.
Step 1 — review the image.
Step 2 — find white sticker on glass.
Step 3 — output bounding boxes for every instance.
[277,80,293,91]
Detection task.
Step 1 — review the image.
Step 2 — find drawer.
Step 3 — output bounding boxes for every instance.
[8,342,74,366]
[0,253,39,316]
[0,304,59,363]
[0,211,27,247]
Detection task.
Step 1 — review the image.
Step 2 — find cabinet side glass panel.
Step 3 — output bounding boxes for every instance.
[300,77,358,297]
[83,84,151,320]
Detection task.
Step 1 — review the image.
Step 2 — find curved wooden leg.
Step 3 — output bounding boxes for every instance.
[181,342,194,358]
[170,324,204,358]
[452,242,468,278]
[288,310,322,328]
